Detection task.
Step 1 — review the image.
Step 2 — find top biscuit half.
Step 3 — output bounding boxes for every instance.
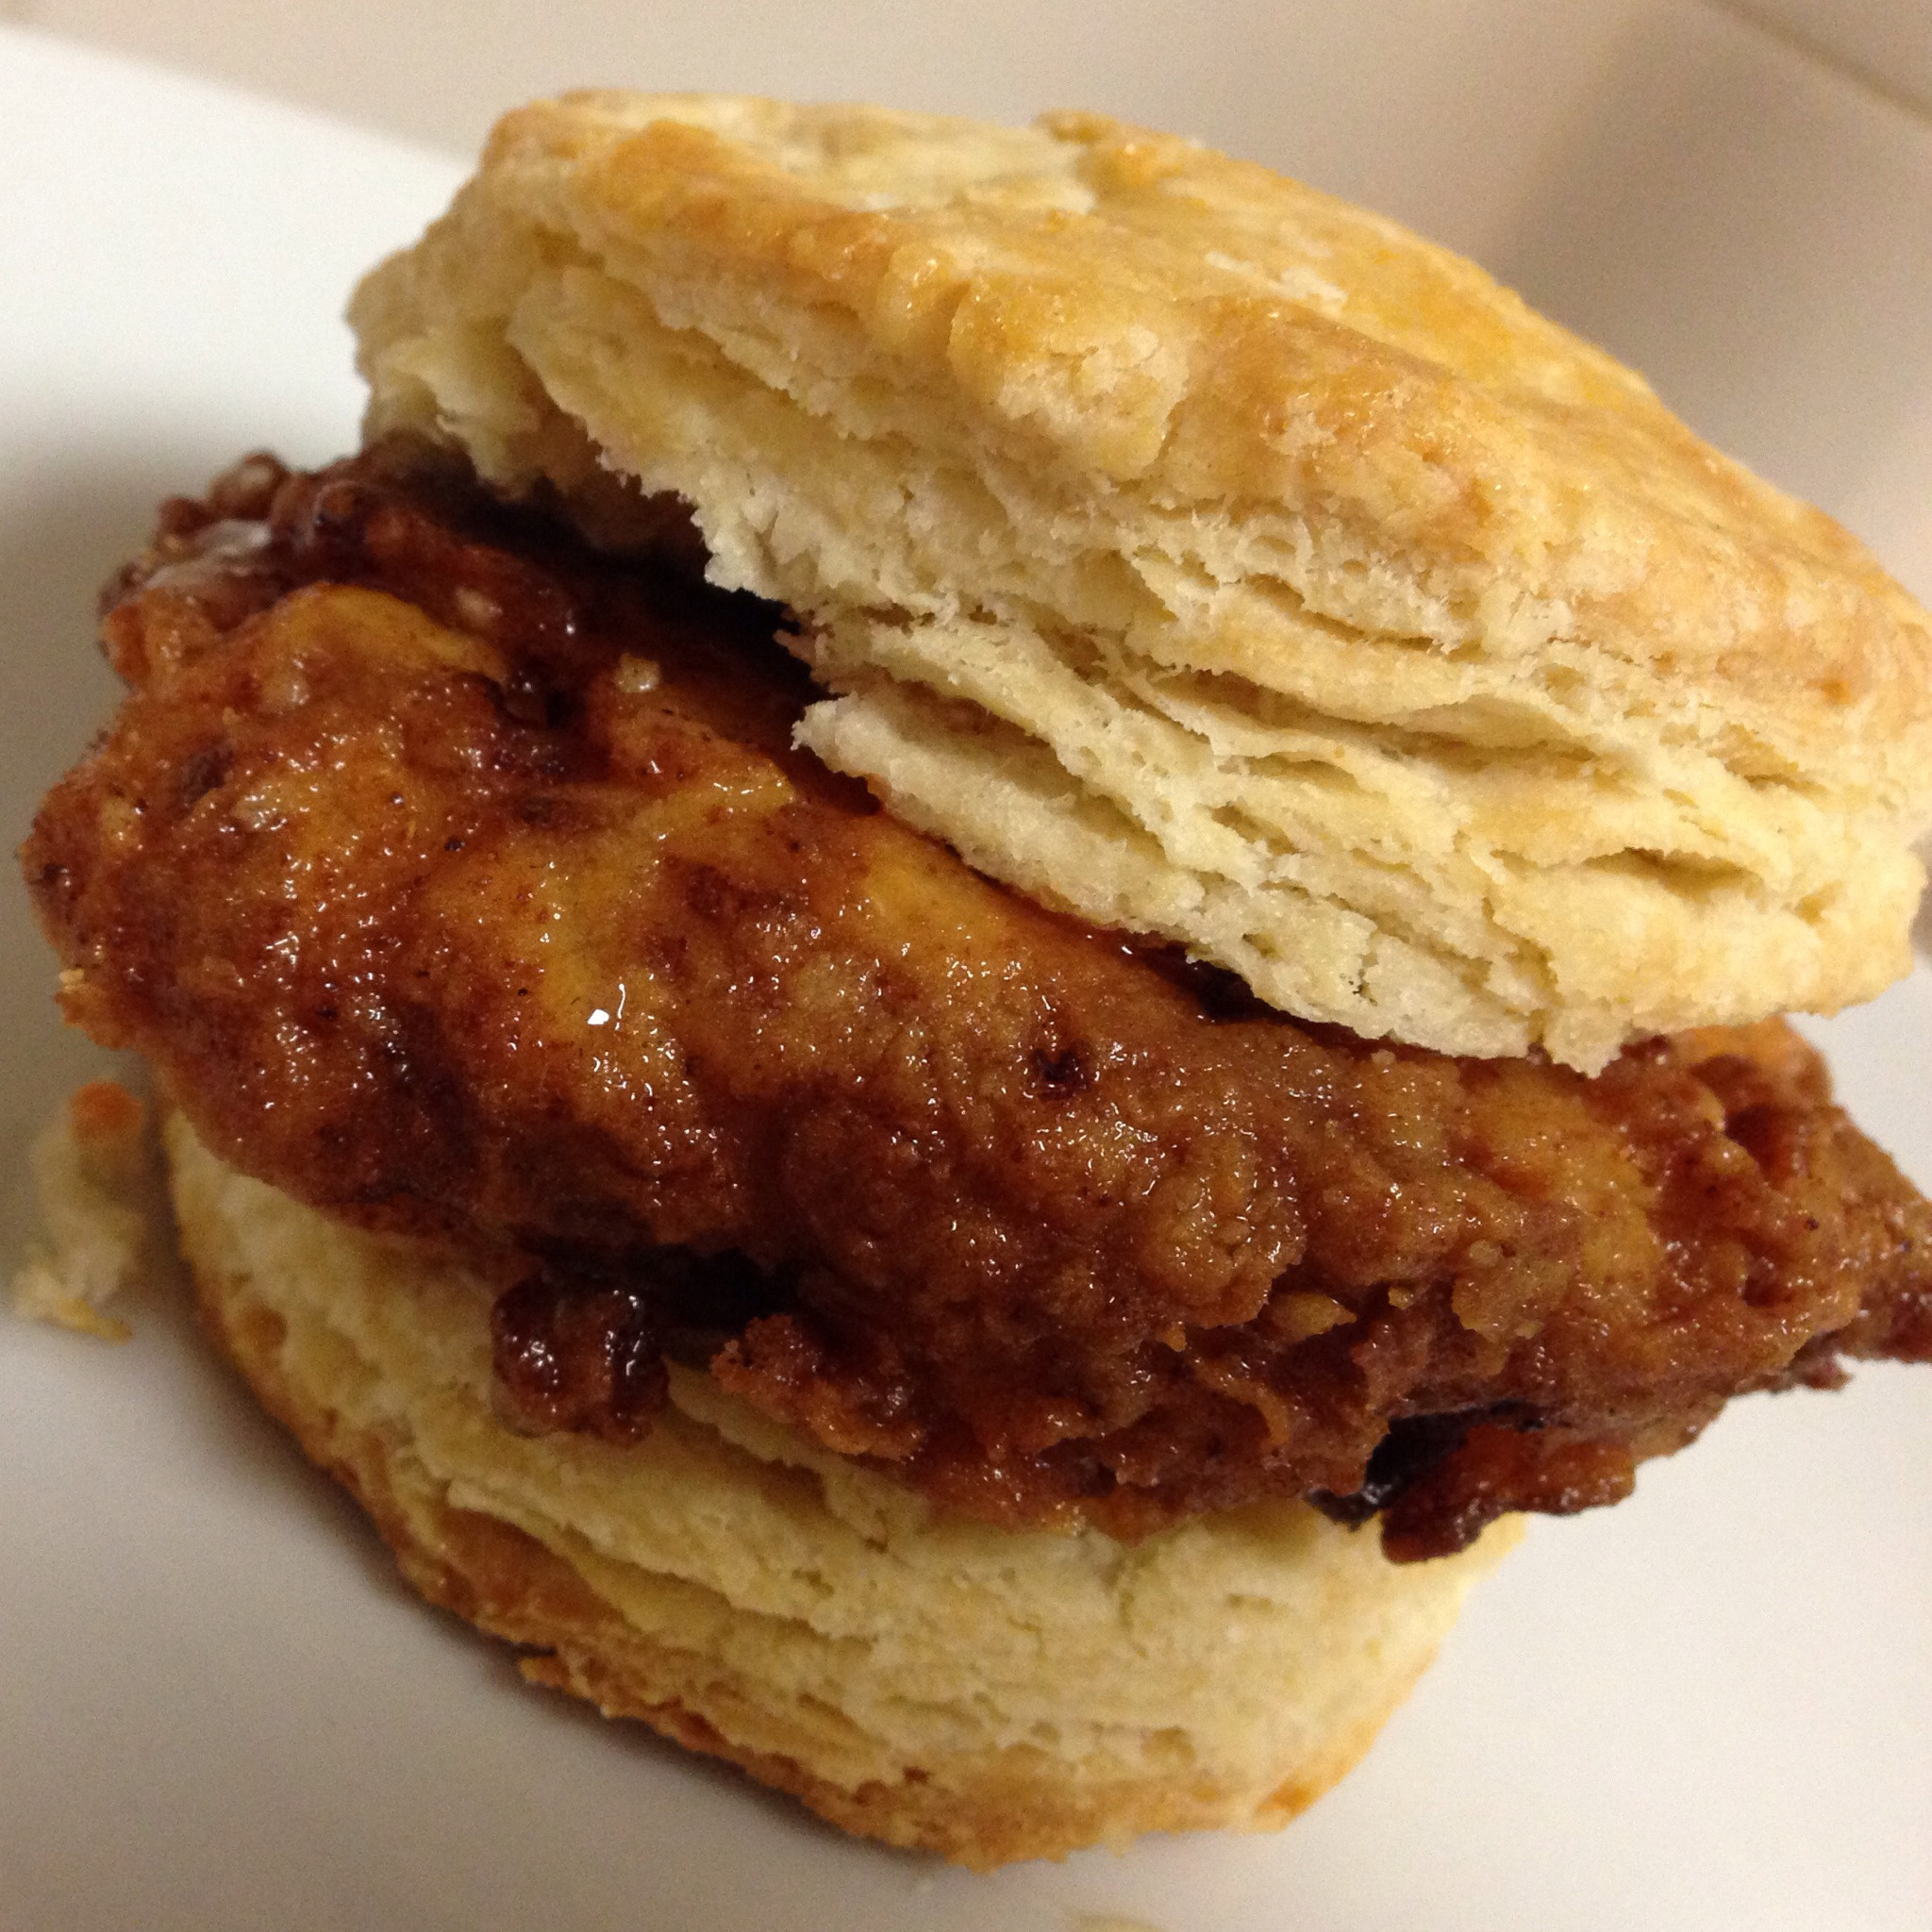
[351,93,1932,1070]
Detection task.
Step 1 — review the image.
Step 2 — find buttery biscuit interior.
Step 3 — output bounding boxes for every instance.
[350,93,1932,1071]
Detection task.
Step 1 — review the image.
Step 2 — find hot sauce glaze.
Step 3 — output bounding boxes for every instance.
[26,443,1932,1556]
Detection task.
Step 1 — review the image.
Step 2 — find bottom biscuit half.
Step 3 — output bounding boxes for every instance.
[164,1114,1517,1868]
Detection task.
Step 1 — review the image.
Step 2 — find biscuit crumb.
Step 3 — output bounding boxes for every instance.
[10,1080,168,1341]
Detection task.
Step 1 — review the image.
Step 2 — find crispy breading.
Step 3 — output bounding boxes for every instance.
[25,447,1932,1556]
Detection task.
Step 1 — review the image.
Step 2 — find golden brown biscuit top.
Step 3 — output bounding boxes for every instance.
[353,94,1932,1066]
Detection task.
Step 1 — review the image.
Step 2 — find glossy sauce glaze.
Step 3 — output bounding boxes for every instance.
[26,442,1932,1556]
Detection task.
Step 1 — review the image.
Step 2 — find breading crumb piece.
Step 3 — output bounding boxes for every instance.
[10,1080,167,1341]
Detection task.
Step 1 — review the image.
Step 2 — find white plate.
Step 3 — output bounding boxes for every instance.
[1,28,1927,1932]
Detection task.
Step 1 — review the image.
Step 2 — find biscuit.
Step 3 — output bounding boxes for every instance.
[165,1113,1515,1867]
[351,94,1932,1070]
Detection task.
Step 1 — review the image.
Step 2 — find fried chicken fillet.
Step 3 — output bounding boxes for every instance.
[27,443,1932,1562]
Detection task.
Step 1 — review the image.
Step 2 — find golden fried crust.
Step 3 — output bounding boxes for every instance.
[169,1114,1514,1867]
[351,94,1932,1068]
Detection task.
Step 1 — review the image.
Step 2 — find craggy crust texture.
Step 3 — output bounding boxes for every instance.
[167,1115,1515,1868]
[350,93,1932,1070]
[26,451,1932,1560]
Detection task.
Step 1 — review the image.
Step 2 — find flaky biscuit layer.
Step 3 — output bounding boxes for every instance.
[167,1115,1511,1866]
[352,94,1932,1067]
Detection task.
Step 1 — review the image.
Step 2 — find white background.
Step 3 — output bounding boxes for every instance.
[1,10,1928,1930]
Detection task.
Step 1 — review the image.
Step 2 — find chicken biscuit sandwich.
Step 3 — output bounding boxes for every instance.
[24,95,1932,1866]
